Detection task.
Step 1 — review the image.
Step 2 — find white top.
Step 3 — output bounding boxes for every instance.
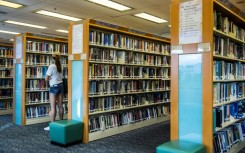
[46,64,63,87]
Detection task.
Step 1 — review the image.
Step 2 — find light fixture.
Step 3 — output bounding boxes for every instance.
[0,0,23,8]
[134,13,168,23]
[168,25,171,28]
[56,30,68,33]
[36,10,82,21]
[0,30,20,35]
[4,20,47,29]
[87,0,131,11]
[9,39,14,41]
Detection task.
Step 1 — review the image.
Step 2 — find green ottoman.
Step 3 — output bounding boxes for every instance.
[156,140,206,153]
[49,120,83,146]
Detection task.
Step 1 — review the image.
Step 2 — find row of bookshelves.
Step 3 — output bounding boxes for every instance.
[89,64,169,79]
[213,82,244,104]
[89,78,170,81]
[89,30,171,54]
[26,54,67,66]
[213,120,245,153]
[26,50,68,56]
[26,41,68,54]
[89,47,170,66]
[213,10,245,42]
[26,67,68,78]
[0,100,12,110]
[89,80,170,95]
[89,105,170,133]
[213,60,244,81]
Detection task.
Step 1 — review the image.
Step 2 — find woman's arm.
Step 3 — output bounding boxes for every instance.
[45,75,51,82]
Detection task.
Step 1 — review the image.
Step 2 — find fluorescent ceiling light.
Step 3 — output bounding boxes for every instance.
[87,0,131,11]
[0,30,20,35]
[36,10,82,21]
[134,13,168,23]
[9,39,14,41]
[56,30,68,33]
[4,20,47,29]
[0,0,23,8]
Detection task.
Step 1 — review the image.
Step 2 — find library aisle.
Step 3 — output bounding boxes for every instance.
[0,115,169,153]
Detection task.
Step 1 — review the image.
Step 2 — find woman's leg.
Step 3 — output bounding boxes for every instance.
[50,93,56,122]
[57,93,64,120]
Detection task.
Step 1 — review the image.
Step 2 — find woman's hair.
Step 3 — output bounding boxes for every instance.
[52,51,62,73]
[54,55,62,73]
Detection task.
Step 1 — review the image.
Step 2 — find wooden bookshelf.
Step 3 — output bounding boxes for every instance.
[170,0,244,153]
[13,33,68,125]
[0,44,13,115]
[212,0,245,152]
[69,19,171,143]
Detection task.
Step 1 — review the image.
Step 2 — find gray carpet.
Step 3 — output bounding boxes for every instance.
[0,115,245,153]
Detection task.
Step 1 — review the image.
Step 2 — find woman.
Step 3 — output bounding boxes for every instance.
[44,51,64,131]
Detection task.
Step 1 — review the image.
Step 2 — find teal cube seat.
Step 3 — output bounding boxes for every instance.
[50,120,83,146]
[156,140,206,153]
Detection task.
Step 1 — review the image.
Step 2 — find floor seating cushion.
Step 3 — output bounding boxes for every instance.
[50,120,83,146]
[156,140,206,153]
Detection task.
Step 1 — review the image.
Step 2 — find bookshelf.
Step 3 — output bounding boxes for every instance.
[170,0,244,153]
[212,1,245,152]
[0,44,13,115]
[68,19,171,143]
[13,33,68,125]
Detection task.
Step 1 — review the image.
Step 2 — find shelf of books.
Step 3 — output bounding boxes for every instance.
[213,0,245,152]
[68,19,171,142]
[13,33,68,125]
[0,44,13,115]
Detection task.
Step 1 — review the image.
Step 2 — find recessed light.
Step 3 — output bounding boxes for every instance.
[87,0,131,11]
[134,13,168,23]
[0,0,23,8]
[4,20,47,29]
[36,10,82,21]
[0,30,20,35]
[56,30,68,33]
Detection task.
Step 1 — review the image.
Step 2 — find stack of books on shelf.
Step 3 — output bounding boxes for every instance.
[0,46,13,115]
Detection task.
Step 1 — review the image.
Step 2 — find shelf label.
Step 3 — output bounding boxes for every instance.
[80,53,86,60]
[72,24,83,54]
[16,36,23,59]
[179,0,202,44]
[171,45,183,54]
[68,54,74,60]
[198,43,210,52]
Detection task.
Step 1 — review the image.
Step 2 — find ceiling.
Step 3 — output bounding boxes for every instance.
[0,0,244,44]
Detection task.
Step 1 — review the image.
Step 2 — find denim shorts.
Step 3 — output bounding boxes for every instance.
[50,83,64,95]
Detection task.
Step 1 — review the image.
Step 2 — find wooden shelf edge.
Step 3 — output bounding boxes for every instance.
[213,97,245,107]
[26,114,68,125]
[0,109,13,115]
[89,115,170,141]
[228,140,245,153]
